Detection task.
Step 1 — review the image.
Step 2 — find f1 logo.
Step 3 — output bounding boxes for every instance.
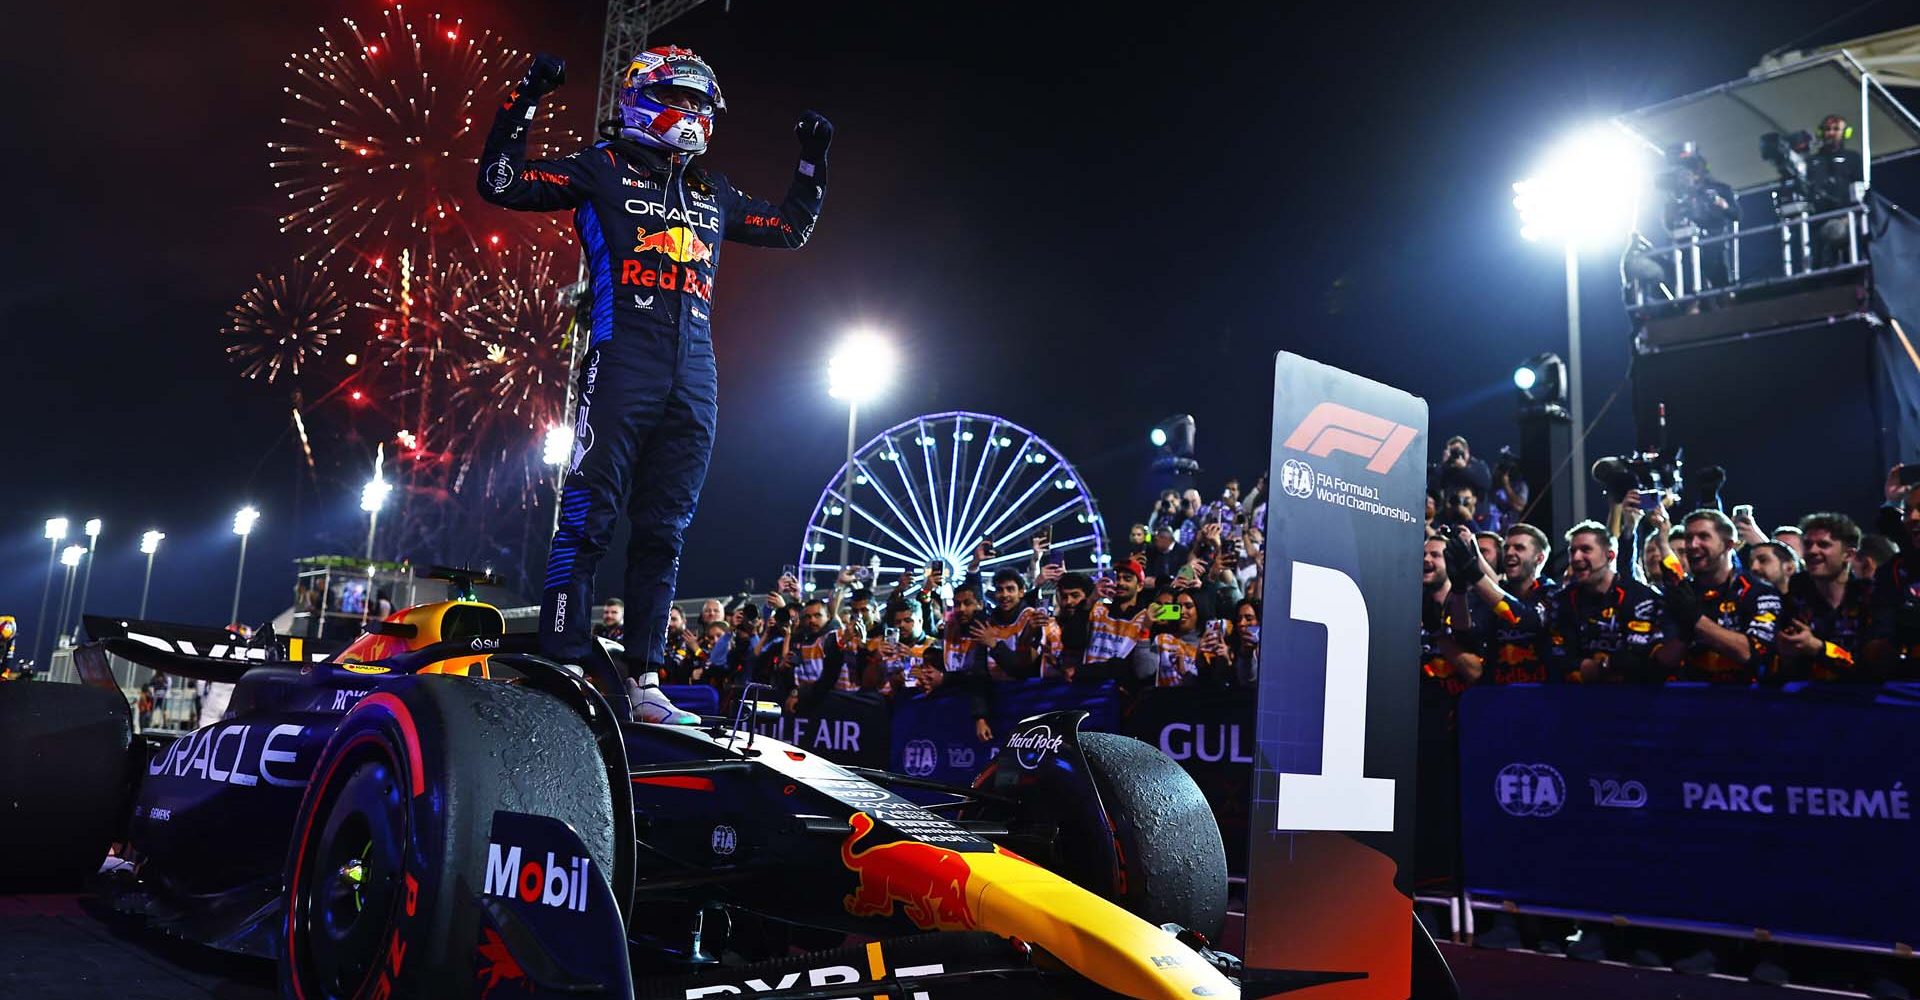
[1282,402,1419,474]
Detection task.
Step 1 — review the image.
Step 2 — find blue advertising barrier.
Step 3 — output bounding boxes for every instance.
[1458,684,1920,949]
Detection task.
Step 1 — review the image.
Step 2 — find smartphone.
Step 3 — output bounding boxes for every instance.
[1731,504,1754,521]
[1177,564,1198,582]
[1153,604,1182,622]
[781,563,798,583]
[883,626,901,644]
[1205,620,1226,642]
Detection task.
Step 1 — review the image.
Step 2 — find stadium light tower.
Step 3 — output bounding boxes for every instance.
[55,544,86,651]
[34,517,69,664]
[231,505,260,626]
[827,331,898,569]
[139,530,165,619]
[71,518,102,638]
[1514,125,1646,519]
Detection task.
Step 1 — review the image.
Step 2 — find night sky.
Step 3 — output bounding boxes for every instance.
[3,0,1913,651]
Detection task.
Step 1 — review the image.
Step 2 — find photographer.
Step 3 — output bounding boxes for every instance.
[1546,520,1666,684]
[1486,450,1529,533]
[1433,436,1491,509]
[1661,143,1740,290]
[1141,524,1190,588]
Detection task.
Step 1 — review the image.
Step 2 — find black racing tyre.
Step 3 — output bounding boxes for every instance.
[0,681,133,890]
[1075,731,1228,941]
[282,677,614,1000]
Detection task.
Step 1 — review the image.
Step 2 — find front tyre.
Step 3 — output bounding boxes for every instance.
[282,678,613,1000]
[1075,732,1229,941]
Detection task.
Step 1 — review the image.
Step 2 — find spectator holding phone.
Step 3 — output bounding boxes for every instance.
[1779,513,1877,682]
[867,599,938,696]
[1147,587,1206,686]
[1226,598,1261,685]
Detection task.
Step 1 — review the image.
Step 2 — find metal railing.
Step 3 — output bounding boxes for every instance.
[1625,200,1870,304]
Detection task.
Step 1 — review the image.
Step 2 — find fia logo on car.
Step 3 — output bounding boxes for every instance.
[710,825,737,856]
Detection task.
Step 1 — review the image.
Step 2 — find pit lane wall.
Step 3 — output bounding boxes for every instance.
[1458,683,1920,952]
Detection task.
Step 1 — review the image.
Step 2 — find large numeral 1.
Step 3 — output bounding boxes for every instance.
[1274,561,1396,832]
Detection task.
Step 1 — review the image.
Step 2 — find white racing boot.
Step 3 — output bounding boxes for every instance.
[627,671,699,725]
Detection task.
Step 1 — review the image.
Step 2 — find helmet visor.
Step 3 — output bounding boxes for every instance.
[643,83,715,116]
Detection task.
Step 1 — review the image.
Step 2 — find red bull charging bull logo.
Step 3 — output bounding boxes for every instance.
[633,225,712,264]
[839,813,976,931]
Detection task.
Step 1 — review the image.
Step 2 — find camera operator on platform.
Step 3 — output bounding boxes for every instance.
[1808,114,1865,267]
[1663,143,1739,291]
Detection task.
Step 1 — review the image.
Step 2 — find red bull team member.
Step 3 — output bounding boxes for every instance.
[1653,509,1781,684]
[1545,521,1665,684]
[1778,512,1876,682]
[478,50,830,722]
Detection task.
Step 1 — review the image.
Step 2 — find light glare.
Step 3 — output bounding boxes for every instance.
[1513,126,1647,248]
[827,332,897,403]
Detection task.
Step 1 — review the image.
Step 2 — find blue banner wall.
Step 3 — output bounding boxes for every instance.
[1459,685,1920,948]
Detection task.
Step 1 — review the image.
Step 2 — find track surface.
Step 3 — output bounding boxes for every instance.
[0,893,1816,999]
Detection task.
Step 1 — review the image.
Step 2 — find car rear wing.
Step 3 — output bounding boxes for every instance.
[82,615,339,683]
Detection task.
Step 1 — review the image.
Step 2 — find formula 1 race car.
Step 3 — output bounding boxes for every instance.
[0,577,1451,999]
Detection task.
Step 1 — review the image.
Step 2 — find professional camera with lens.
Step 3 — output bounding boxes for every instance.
[1759,130,1813,206]
[1590,448,1684,504]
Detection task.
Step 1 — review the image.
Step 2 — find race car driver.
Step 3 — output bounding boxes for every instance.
[478,49,830,722]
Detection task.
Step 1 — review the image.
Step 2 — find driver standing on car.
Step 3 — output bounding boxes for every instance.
[479,49,830,722]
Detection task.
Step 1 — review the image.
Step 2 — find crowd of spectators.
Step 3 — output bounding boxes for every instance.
[608,478,1273,738]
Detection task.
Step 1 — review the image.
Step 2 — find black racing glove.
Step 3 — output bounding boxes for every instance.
[1442,531,1484,588]
[795,110,834,162]
[521,53,567,100]
[1664,580,1702,639]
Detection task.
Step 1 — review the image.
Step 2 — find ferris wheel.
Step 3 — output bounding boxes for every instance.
[796,411,1108,595]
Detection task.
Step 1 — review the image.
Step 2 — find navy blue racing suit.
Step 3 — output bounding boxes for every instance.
[479,92,825,671]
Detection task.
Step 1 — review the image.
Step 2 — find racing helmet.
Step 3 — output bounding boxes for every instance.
[616,46,725,155]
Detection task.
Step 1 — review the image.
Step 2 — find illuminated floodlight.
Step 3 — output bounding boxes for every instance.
[45,518,69,540]
[140,530,165,555]
[1513,125,1647,248]
[84,518,103,539]
[233,506,261,537]
[61,544,85,567]
[1513,366,1537,391]
[1149,427,1168,447]
[826,332,897,403]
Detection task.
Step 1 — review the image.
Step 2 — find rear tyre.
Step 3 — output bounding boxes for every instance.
[1074,732,1228,941]
[282,678,613,1000]
[0,681,132,890]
